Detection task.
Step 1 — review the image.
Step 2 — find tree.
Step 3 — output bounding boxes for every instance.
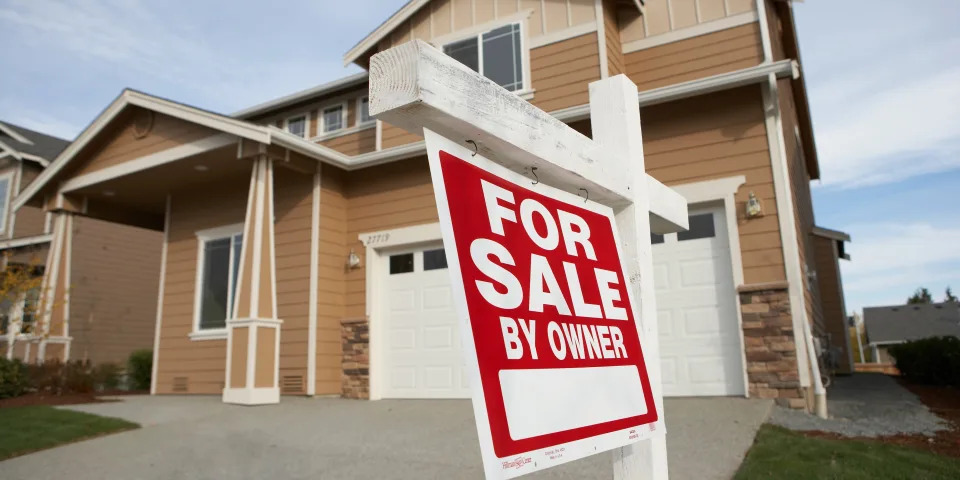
[0,254,45,353]
[946,287,958,303]
[907,287,933,304]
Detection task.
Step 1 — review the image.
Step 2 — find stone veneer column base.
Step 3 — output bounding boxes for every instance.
[739,282,806,409]
[341,318,370,399]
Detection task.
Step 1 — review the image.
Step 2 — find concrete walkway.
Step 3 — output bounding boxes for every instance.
[1,396,771,480]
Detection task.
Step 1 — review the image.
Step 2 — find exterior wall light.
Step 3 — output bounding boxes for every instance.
[347,249,361,269]
[745,191,763,218]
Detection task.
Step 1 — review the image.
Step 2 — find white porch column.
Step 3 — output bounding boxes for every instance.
[222,153,282,405]
[36,211,73,363]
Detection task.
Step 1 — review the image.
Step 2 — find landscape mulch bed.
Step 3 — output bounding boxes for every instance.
[0,390,146,409]
[802,379,960,459]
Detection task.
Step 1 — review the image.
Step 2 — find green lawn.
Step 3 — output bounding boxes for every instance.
[736,425,960,480]
[0,406,138,460]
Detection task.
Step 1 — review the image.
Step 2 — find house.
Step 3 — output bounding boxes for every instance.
[863,302,960,364]
[0,120,162,366]
[812,226,853,374]
[13,0,851,411]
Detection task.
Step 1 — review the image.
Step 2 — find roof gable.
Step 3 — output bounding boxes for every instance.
[864,302,960,344]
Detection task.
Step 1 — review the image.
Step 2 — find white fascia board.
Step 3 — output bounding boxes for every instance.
[0,122,33,145]
[637,59,797,107]
[342,0,431,67]
[232,72,369,119]
[0,233,53,250]
[19,153,50,167]
[812,226,851,242]
[0,139,22,161]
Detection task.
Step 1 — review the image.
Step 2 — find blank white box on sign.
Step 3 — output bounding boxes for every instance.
[498,366,648,440]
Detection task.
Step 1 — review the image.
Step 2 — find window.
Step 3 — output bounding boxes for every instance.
[0,172,12,234]
[322,105,344,133]
[650,233,664,245]
[285,115,307,138]
[423,248,448,270]
[389,253,414,274]
[443,23,523,92]
[357,97,372,125]
[196,231,243,331]
[677,213,716,241]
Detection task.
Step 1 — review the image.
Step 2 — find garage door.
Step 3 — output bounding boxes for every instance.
[653,207,745,396]
[382,244,471,398]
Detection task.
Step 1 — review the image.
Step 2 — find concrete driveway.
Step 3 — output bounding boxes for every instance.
[1,396,771,480]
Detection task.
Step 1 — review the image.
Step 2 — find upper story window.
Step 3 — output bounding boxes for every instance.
[285,114,307,138]
[443,23,523,92]
[322,105,345,133]
[195,226,243,334]
[0,171,13,234]
[357,97,372,125]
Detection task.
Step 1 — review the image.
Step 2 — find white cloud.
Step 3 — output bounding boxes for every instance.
[840,222,960,311]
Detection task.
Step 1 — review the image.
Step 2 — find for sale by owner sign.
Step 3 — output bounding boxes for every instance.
[425,130,664,479]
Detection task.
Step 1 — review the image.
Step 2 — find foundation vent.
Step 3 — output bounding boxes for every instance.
[282,375,304,394]
[172,377,188,393]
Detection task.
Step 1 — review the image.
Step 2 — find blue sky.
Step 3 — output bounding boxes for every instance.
[1,0,958,313]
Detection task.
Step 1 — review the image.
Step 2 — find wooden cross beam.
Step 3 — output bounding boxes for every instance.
[369,40,688,235]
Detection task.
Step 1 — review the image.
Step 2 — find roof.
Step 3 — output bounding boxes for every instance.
[812,226,850,242]
[863,302,960,344]
[342,0,645,66]
[0,120,70,165]
[13,89,427,212]
[232,72,368,119]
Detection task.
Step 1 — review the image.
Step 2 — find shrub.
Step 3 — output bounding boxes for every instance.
[27,360,95,395]
[92,363,122,391]
[0,357,29,398]
[888,336,960,387]
[127,350,152,391]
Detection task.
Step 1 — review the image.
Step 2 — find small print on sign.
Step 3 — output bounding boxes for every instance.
[425,130,662,479]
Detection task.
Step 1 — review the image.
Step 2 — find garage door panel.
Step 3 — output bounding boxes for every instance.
[389,288,417,312]
[423,326,454,349]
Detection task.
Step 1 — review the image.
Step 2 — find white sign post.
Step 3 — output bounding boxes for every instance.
[369,40,688,479]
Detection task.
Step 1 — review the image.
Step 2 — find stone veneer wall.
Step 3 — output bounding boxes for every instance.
[739,282,806,409]
[341,318,370,399]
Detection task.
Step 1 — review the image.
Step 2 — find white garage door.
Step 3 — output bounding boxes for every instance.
[381,244,471,398]
[653,207,745,397]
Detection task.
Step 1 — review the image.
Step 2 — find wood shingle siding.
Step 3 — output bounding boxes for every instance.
[641,85,785,285]
[624,23,762,91]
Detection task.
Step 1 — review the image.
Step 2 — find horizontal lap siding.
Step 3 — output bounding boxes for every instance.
[317,167,347,394]
[74,110,218,177]
[155,173,249,394]
[69,217,162,365]
[625,23,762,91]
[641,85,786,285]
[382,122,422,149]
[530,33,601,113]
[814,236,851,373]
[344,158,438,319]
[319,128,376,156]
[12,164,47,238]
[273,167,314,393]
[778,79,823,333]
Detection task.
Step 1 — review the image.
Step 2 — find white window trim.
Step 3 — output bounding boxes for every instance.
[435,16,533,98]
[0,170,15,235]
[355,96,374,128]
[190,223,244,341]
[319,102,348,134]
[283,113,310,139]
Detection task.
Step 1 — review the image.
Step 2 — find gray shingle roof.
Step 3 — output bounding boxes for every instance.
[863,302,960,344]
[0,121,70,161]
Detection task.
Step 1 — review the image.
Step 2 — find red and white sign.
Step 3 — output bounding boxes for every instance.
[425,130,663,479]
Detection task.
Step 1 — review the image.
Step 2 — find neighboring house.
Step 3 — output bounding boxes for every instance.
[0,120,162,366]
[13,0,851,411]
[863,302,960,364]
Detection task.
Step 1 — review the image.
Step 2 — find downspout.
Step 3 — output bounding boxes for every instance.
[756,0,827,418]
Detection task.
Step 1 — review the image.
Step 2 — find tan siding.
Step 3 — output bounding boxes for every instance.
[603,0,624,77]
[530,33,601,112]
[10,163,48,239]
[343,158,438,319]
[74,110,218,177]
[319,128,376,156]
[641,85,786,285]
[273,167,315,390]
[624,23,762,90]
[621,0,758,44]
[317,167,347,394]
[155,173,249,394]
[764,0,786,61]
[382,122,423,149]
[778,79,822,334]
[69,217,162,366]
[814,236,851,373]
